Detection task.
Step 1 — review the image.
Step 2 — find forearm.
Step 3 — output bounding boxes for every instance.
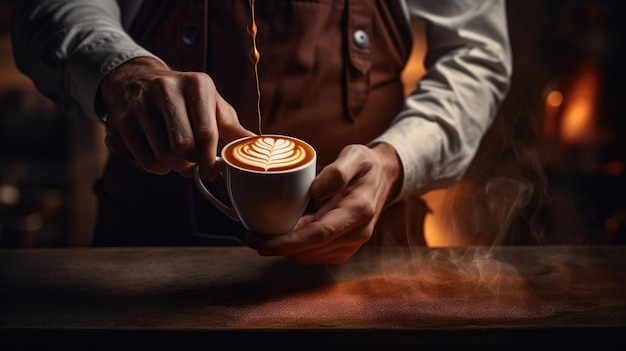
[374,0,512,196]
[10,0,160,121]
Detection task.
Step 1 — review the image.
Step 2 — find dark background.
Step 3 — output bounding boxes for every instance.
[0,0,624,248]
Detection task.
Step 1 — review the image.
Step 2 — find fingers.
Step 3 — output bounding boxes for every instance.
[246,144,399,265]
[185,72,254,180]
[250,191,376,264]
[154,76,197,162]
[105,102,170,175]
[103,65,254,179]
[116,113,170,175]
[184,74,219,180]
[138,81,195,173]
[253,219,371,265]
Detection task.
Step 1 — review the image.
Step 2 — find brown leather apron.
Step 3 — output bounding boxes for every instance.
[93,0,427,247]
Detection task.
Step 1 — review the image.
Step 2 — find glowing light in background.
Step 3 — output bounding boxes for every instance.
[544,89,563,139]
[0,184,20,205]
[547,90,563,107]
[559,62,600,144]
[423,189,449,247]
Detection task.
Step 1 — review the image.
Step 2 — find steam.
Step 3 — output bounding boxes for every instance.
[351,175,539,291]
[484,177,534,246]
[422,177,535,248]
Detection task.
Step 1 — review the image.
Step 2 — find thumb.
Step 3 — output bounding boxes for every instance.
[310,145,367,200]
[310,163,352,201]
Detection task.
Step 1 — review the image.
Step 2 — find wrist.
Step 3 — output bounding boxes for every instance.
[371,142,403,204]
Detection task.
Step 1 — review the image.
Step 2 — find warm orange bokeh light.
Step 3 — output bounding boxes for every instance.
[546,90,563,107]
[400,21,427,96]
[422,189,449,247]
[543,90,563,139]
[559,63,599,143]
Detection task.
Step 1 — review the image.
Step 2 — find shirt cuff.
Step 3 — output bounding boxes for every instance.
[370,117,460,198]
[66,31,164,121]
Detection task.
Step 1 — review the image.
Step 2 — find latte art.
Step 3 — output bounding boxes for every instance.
[225,136,315,172]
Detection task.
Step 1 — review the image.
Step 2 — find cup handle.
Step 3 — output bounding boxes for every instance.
[193,161,240,222]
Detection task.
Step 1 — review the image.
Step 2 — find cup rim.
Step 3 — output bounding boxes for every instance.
[220,134,317,174]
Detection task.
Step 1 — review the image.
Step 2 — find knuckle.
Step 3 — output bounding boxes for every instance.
[169,133,195,155]
[152,77,178,106]
[153,75,176,90]
[195,125,218,143]
[345,144,373,166]
[186,71,209,84]
[184,72,214,92]
[325,164,350,186]
[344,143,368,156]
[356,201,377,222]
[310,222,335,244]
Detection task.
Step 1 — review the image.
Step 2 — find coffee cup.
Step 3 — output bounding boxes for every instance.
[193,134,316,235]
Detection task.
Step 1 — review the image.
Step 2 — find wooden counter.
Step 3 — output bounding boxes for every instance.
[1,245,625,347]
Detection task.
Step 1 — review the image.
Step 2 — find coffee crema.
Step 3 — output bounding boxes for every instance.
[223,136,315,172]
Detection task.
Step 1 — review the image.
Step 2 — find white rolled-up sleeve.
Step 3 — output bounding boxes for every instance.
[371,0,512,196]
[10,0,159,121]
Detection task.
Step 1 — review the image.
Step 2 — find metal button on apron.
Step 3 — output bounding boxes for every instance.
[352,29,370,49]
[182,28,199,45]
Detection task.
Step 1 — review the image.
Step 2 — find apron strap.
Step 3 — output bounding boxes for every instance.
[345,0,373,120]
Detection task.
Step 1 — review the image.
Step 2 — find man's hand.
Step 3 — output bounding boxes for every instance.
[100,57,255,179]
[247,142,403,265]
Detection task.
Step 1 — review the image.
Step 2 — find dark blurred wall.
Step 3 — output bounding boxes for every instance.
[0,0,107,247]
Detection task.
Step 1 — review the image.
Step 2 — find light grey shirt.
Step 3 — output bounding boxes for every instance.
[10,0,512,198]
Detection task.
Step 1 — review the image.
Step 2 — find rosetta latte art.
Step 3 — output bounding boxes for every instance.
[232,137,308,172]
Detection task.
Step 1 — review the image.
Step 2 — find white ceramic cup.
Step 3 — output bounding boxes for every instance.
[193,135,316,235]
